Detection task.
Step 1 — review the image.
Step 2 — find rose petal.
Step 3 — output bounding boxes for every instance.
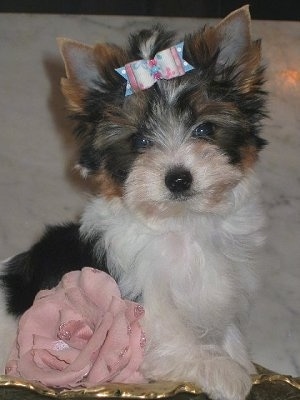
[125,301,145,323]
[17,350,91,387]
[5,359,19,377]
[58,320,93,350]
[80,268,121,309]
[35,288,56,301]
[64,312,114,374]
[87,298,145,385]
[64,287,100,324]
[17,300,62,356]
[87,307,130,384]
[32,349,69,371]
[59,306,87,329]
[59,270,82,290]
[32,335,80,365]
[112,321,145,383]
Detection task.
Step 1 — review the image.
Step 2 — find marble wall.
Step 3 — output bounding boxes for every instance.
[0,13,299,376]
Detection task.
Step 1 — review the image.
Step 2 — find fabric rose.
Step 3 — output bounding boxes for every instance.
[5,267,146,388]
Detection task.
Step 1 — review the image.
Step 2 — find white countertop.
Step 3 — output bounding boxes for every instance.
[0,13,299,376]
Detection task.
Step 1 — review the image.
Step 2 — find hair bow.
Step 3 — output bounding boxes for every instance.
[115,42,194,96]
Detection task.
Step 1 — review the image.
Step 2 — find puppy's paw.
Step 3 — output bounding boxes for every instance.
[202,358,252,400]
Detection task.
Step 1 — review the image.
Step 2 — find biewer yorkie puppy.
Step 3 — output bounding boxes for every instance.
[0,5,268,400]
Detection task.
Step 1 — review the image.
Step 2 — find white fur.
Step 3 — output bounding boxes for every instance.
[139,31,160,59]
[0,259,18,372]
[80,171,265,400]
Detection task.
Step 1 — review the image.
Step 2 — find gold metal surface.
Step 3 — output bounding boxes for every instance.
[252,372,300,391]
[0,377,201,398]
[0,366,300,399]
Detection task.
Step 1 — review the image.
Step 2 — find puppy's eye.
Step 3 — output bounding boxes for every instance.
[191,122,215,139]
[131,135,153,151]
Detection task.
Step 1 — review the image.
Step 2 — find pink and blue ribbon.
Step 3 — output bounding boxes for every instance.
[115,42,194,96]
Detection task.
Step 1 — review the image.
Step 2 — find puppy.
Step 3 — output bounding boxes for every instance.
[0,6,267,400]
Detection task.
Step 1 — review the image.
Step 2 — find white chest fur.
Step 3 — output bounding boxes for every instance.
[80,174,265,335]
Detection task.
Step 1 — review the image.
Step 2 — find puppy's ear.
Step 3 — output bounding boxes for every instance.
[215,5,263,93]
[57,38,126,112]
[215,5,251,66]
[185,6,263,94]
[185,5,260,68]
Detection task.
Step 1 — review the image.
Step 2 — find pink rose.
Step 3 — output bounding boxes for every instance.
[5,267,146,388]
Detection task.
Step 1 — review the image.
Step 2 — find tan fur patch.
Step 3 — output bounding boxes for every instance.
[237,42,262,94]
[61,78,86,113]
[93,44,127,71]
[102,105,132,127]
[192,100,238,120]
[95,170,123,199]
[207,179,237,207]
[58,39,93,112]
[185,26,219,68]
[58,38,127,113]
[191,142,242,207]
[240,145,259,171]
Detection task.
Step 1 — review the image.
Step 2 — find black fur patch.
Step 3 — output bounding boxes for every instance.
[1,223,107,316]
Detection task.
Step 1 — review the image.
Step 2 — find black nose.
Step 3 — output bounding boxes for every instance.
[165,167,193,193]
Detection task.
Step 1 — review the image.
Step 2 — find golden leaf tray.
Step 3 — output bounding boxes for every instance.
[0,365,299,400]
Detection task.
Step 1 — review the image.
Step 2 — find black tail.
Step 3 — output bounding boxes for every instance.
[1,223,107,316]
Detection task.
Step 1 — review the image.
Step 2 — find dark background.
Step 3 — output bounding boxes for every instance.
[0,0,299,20]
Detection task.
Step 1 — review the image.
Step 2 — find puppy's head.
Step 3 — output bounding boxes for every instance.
[58,6,267,218]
